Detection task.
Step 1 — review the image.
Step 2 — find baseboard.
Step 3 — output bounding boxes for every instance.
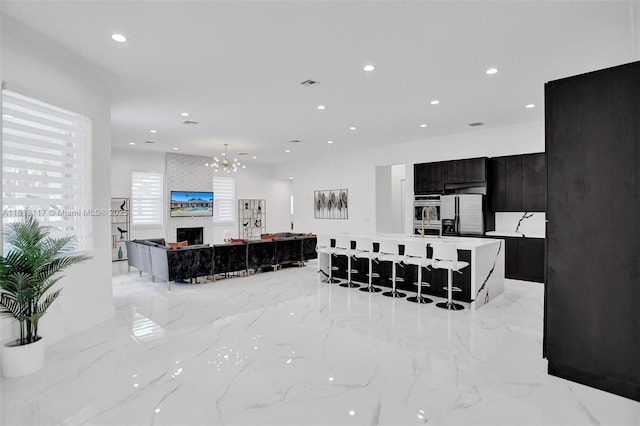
[548,360,640,402]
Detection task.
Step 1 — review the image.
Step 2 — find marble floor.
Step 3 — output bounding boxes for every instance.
[1,262,639,426]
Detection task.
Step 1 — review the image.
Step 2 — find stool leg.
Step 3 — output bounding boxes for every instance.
[436,267,464,310]
[383,260,406,298]
[340,253,360,288]
[326,253,339,284]
[407,263,433,304]
[359,257,382,293]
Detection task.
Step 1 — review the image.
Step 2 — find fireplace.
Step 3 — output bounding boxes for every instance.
[176,227,204,245]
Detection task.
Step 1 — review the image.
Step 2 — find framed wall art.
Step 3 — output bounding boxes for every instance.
[314,189,348,219]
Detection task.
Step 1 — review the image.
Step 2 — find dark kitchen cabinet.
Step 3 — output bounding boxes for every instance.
[414,162,443,194]
[443,157,486,185]
[503,237,544,283]
[487,153,545,212]
[521,153,546,211]
[545,61,640,401]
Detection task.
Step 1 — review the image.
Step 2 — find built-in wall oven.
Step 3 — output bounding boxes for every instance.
[413,195,441,236]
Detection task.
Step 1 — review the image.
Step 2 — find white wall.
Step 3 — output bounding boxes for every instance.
[1,18,115,346]
[276,121,545,235]
[110,150,291,245]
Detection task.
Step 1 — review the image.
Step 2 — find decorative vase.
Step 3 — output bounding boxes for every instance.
[2,337,45,378]
[117,246,123,259]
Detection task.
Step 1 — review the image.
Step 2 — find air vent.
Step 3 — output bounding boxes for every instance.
[300,79,321,87]
[289,139,302,144]
[239,152,248,156]
[468,122,484,127]
[145,140,155,144]
[183,120,199,126]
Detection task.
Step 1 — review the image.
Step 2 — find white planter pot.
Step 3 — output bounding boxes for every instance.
[2,337,45,378]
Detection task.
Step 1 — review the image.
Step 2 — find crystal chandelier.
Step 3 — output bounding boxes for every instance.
[205,144,244,173]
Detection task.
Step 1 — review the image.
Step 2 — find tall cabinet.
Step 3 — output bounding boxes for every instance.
[545,61,640,401]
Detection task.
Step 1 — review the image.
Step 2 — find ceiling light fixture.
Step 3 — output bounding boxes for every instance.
[526,104,536,109]
[129,142,136,145]
[172,147,179,150]
[430,100,440,105]
[420,124,428,128]
[327,140,334,144]
[252,156,257,159]
[111,34,127,43]
[317,105,326,110]
[180,112,190,117]
[363,64,376,72]
[285,149,291,153]
[205,144,242,173]
[150,129,157,133]
[485,68,499,75]
[349,126,357,130]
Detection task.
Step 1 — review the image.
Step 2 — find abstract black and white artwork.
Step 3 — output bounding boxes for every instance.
[314,189,348,219]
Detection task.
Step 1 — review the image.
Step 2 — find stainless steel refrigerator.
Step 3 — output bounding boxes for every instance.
[440,194,484,236]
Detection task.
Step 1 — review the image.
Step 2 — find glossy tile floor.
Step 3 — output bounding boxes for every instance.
[2,261,639,425]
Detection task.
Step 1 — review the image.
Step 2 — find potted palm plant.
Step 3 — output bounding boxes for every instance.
[0,214,90,377]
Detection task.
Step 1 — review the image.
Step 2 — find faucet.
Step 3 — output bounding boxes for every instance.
[420,206,431,238]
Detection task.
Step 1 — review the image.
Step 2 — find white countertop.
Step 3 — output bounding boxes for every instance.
[371,233,502,249]
[485,231,545,239]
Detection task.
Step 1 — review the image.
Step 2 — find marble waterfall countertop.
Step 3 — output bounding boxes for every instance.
[320,233,505,309]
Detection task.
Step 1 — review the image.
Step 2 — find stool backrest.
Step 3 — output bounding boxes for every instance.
[316,234,331,249]
[377,238,399,255]
[431,243,458,262]
[334,234,351,250]
[403,239,427,258]
[353,236,374,252]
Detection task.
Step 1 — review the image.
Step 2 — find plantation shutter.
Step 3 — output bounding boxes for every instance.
[2,88,93,253]
[131,171,164,227]
[212,176,235,223]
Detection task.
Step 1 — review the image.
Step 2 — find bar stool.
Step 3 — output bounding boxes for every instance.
[353,236,382,293]
[316,234,339,283]
[431,242,468,310]
[334,235,359,288]
[377,238,406,298]
[402,239,433,304]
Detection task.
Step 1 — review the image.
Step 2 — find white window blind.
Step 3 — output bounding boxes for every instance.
[213,176,235,223]
[2,88,93,253]
[131,171,164,228]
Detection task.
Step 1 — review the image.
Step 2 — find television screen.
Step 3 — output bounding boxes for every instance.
[170,191,214,217]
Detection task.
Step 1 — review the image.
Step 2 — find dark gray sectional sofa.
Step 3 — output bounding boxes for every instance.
[125,235,317,290]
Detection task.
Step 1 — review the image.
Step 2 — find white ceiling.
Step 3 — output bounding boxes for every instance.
[2,1,638,164]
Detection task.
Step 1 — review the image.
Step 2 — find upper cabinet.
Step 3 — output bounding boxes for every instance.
[414,157,486,194]
[488,153,545,212]
[414,162,443,194]
[443,157,487,185]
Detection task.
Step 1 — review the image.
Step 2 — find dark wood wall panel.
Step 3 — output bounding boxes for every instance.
[545,61,640,401]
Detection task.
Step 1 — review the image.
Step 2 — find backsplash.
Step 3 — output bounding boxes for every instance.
[494,212,546,236]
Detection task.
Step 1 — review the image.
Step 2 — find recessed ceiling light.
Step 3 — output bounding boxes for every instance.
[221,152,226,156]
[288,177,293,180]
[485,68,499,75]
[327,140,334,144]
[150,129,157,133]
[349,126,357,130]
[180,112,190,117]
[420,124,428,128]
[172,147,179,150]
[526,104,536,109]
[363,65,376,72]
[111,34,127,43]
[252,156,257,159]
[317,105,326,110]
[128,142,136,145]
[430,100,440,105]
[285,149,291,153]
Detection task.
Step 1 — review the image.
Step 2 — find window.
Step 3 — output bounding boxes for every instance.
[212,176,235,223]
[2,88,93,252]
[131,171,164,228]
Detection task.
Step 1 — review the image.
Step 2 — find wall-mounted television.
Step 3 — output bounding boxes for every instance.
[170,191,214,217]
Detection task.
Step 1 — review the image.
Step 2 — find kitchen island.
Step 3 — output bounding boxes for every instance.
[318,234,504,309]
